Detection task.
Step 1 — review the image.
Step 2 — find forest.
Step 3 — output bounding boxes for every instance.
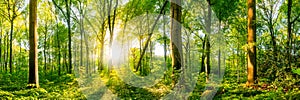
[0,0,300,99]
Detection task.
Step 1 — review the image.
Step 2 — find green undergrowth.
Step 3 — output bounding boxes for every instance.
[213,68,300,100]
[0,67,299,99]
[0,71,85,99]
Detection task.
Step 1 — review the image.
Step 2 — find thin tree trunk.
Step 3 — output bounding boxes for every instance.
[9,20,14,73]
[19,42,22,71]
[44,24,48,72]
[56,19,61,75]
[205,0,212,82]
[84,31,89,75]
[5,31,9,72]
[136,1,168,69]
[64,47,68,72]
[237,41,240,83]
[99,40,104,71]
[0,25,2,70]
[58,42,61,75]
[65,0,72,74]
[110,0,118,47]
[74,40,77,68]
[80,16,83,67]
[163,11,167,68]
[98,20,106,71]
[218,20,221,78]
[287,0,292,70]
[201,38,206,73]
[80,0,84,67]
[48,36,52,73]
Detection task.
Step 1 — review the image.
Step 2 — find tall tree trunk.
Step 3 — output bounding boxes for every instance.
[65,0,72,74]
[57,41,61,75]
[0,25,2,70]
[163,11,167,68]
[170,0,182,82]
[9,19,14,73]
[218,20,221,78]
[74,40,76,67]
[84,31,89,75]
[237,41,240,83]
[80,0,84,67]
[99,21,106,71]
[136,0,168,71]
[205,0,212,82]
[99,41,104,70]
[5,31,9,72]
[19,42,22,71]
[48,36,52,72]
[43,25,48,72]
[64,47,68,72]
[56,19,61,75]
[201,38,206,73]
[107,0,118,73]
[246,0,257,86]
[270,27,277,61]
[80,16,83,67]
[28,0,39,88]
[287,0,292,70]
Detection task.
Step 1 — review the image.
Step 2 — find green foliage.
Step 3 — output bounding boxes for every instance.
[0,71,85,99]
[0,0,300,99]
[214,67,300,99]
[292,68,300,75]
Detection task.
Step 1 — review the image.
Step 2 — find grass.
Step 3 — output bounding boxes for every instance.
[0,71,85,99]
[0,67,299,99]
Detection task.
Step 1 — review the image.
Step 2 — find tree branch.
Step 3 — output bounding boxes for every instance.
[291,14,300,24]
[52,0,67,19]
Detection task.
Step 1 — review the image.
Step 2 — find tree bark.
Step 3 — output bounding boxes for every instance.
[65,0,72,74]
[43,24,48,72]
[55,18,61,75]
[170,0,182,86]
[246,0,257,86]
[287,0,292,70]
[201,38,206,73]
[205,0,212,82]
[28,0,39,88]
[170,0,182,72]
[0,23,2,70]
[80,14,83,67]
[5,31,9,72]
[9,19,13,73]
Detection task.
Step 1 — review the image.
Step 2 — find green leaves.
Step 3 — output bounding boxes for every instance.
[292,68,300,75]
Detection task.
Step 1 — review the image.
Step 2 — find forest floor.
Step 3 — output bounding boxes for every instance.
[0,69,299,99]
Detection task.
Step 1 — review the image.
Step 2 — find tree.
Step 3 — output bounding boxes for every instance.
[286,0,300,70]
[170,0,182,82]
[106,0,118,72]
[246,0,257,86]
[0,19,2,71]
[287,0,291,69]
[205,0,212,82]
[52,0,73,74]
[2,0,23,73]
[258,0,281,63]
[28,0,39,88]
